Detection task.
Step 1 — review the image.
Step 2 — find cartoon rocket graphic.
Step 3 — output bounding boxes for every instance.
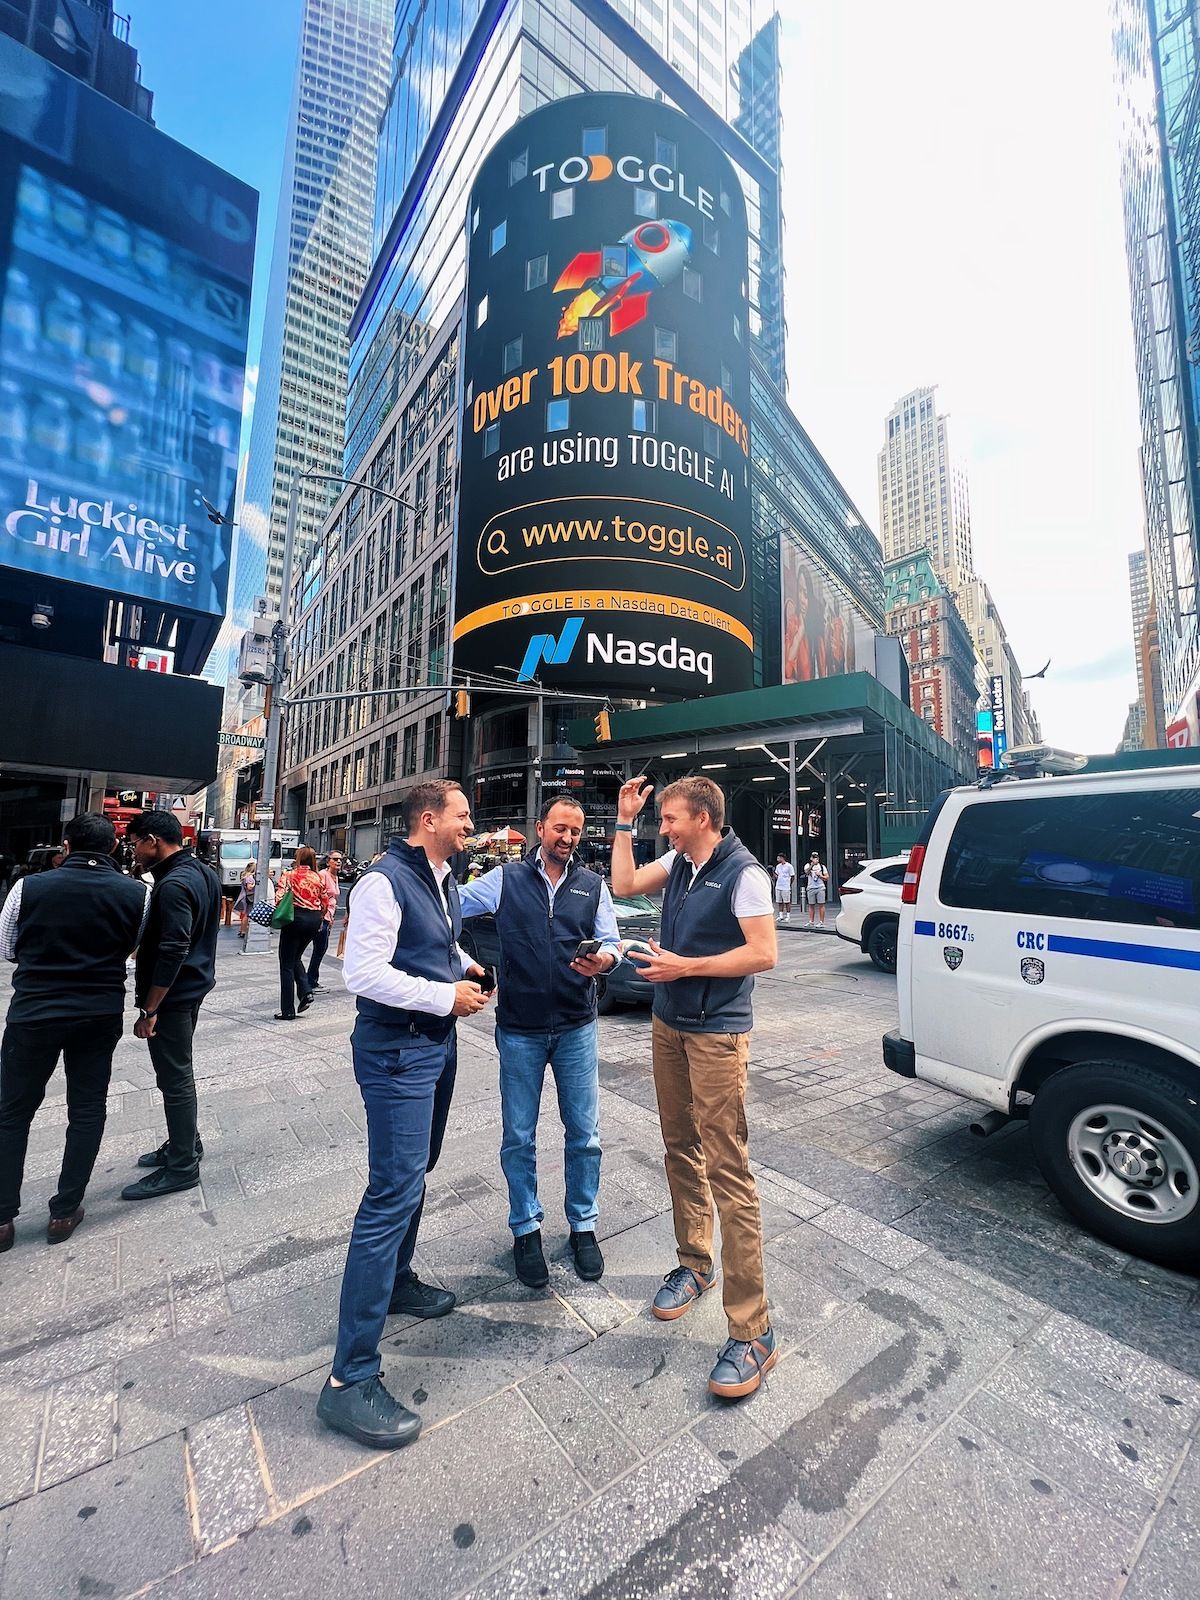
[554,219,694,339]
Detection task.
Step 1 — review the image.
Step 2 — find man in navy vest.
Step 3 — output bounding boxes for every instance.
[612,775,779,1400]
[459,796,621,1289]
[0,812,149,1250]
[318,780,492,1450]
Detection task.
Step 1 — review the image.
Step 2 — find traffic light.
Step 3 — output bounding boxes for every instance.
[454,689,471,718]
[594,708,612,743]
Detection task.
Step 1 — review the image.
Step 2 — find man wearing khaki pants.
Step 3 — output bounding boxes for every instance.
[611,775,778,1398]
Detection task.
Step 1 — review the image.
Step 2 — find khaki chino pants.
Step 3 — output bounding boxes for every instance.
[650,1016,769,1340]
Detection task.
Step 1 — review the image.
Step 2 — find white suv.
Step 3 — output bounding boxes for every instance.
[884,755,1200,1267]
[835,856,906,972]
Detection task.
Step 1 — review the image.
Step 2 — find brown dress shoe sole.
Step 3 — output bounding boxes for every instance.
[46,1208,84,1244]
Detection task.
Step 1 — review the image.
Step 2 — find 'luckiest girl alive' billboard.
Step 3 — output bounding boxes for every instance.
[453,94,754,697]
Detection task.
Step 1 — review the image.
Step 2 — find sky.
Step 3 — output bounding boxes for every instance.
[129,0,1145,753]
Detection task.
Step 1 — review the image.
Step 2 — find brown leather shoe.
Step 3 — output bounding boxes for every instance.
[46,1208,84,1244]
[0,1221,13,1253]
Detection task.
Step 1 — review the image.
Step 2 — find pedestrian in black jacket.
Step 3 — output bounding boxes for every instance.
[0,813,149,1250]
[120,810,221,1201]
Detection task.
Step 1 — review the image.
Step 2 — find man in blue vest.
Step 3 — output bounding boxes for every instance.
[459,796,621,1289]
[612,775,779,1400]
[0,812,149,1249]
[317,780,492,1450]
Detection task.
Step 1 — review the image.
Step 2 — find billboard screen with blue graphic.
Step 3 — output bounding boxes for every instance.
[454,94,753,697]
[0,36,256,619]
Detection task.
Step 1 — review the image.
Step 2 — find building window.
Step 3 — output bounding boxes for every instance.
[475,295,488,328]
[703,422,721,458]
[483,423,500,457]
[503,336,523,373]
[470,206,479,233]
[654,326,677,361]
[581,125,607,156]
[632,398,656,432]
[525,254,548,290]
[732,313,742,343]
[551,188,574,219]
[634,187,658,218]
[367,741,380,787]
[509,149,528,185]
[579,318,605,352]
[682,268,702,302]
[423,712,442,771]
[702,218,720,254]
[655,135,677,167]
[490,219,506,254]
[546,399,570,431]
[402,724,418,776]
[383,731,398,783]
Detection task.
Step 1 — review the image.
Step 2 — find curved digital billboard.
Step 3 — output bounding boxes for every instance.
[453,94,753,697]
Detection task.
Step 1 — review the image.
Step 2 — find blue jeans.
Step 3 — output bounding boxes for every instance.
[333,1019,457,1384]
[497,1021,600,1238]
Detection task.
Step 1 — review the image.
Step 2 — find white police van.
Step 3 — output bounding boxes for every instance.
[884,747,1200,1267]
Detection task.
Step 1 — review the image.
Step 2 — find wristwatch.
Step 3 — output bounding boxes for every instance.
[138,1007,158,1020]
[614,823,634,833]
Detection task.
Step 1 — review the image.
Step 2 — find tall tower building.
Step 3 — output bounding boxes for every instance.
[1113,0,1200,740]
[1128,547,1151,713]
[877,386,973,586]
[346,0,787,473]
[208,0,392,819]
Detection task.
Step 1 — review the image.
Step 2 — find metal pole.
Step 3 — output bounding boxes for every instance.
[244,471,299,955]
[788,738,798,883]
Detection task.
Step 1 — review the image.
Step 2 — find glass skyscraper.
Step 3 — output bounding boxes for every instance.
[278,0,910,856]
[346,0,787,475]
[1114,0,1200,739]
[207,0,392,821]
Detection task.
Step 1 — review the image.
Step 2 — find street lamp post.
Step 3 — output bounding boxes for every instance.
[243,468,416,956]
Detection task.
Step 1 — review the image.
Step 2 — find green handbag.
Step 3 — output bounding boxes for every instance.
[270,886,294,927]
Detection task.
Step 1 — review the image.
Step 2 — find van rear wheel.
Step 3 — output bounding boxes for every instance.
[1029,1061,1200,1267]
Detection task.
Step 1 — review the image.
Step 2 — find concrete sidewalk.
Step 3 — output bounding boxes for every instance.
[0,929,1197,1598]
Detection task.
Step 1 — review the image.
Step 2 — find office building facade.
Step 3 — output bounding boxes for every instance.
[278,0,959,860]
[877,386,973,588]
[883,553,977,777]
[208,0,392,823]
[1113,0,1200,742]
[0,11,257,858]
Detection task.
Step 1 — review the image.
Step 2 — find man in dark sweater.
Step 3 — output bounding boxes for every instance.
[120,810,221,1201]
[0,812,149,1249]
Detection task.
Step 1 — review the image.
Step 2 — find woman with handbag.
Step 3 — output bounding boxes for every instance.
[274,847,325,1020]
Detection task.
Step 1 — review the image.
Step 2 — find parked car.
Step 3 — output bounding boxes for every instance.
[884,746,1200,1267]
[835,856,907,972]
[461,891,660,1015]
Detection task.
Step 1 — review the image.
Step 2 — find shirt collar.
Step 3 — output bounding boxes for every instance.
[536,849,572,881]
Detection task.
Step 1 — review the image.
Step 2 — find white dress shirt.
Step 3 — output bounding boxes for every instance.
[457,852,622,961]
[342,857,473,1017]
[656,849,774,918]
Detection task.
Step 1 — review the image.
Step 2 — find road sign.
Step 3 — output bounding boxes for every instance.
[252,803,274,822]
[218,732,266,749]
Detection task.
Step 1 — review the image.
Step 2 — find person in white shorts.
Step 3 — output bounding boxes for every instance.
[773,855,795,922]
[804,854,828,927]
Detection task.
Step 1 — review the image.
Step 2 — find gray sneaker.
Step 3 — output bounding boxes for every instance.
[652,1265,717,1321]
[316,1373,421,1450]
[708,1328,778,1399]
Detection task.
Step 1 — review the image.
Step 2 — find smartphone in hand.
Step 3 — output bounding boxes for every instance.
[574,939,602,960]
[475,965,496,992]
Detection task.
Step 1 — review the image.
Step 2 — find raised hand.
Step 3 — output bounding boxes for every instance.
[617,777,655,823]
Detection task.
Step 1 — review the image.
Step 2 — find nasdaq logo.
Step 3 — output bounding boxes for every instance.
[516,617,584,682]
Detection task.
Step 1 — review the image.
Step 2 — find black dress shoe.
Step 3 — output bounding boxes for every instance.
[298,992,314,1013]
[273,1013,297,1021]
[513,1230,549,1288]
[388,1272,456,1318]
[0,1221,13,1253]
[569,1230,604,1281]
[316,1374,421,1450]
[120,1167,200,1201]
[137,1138,204,1169]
